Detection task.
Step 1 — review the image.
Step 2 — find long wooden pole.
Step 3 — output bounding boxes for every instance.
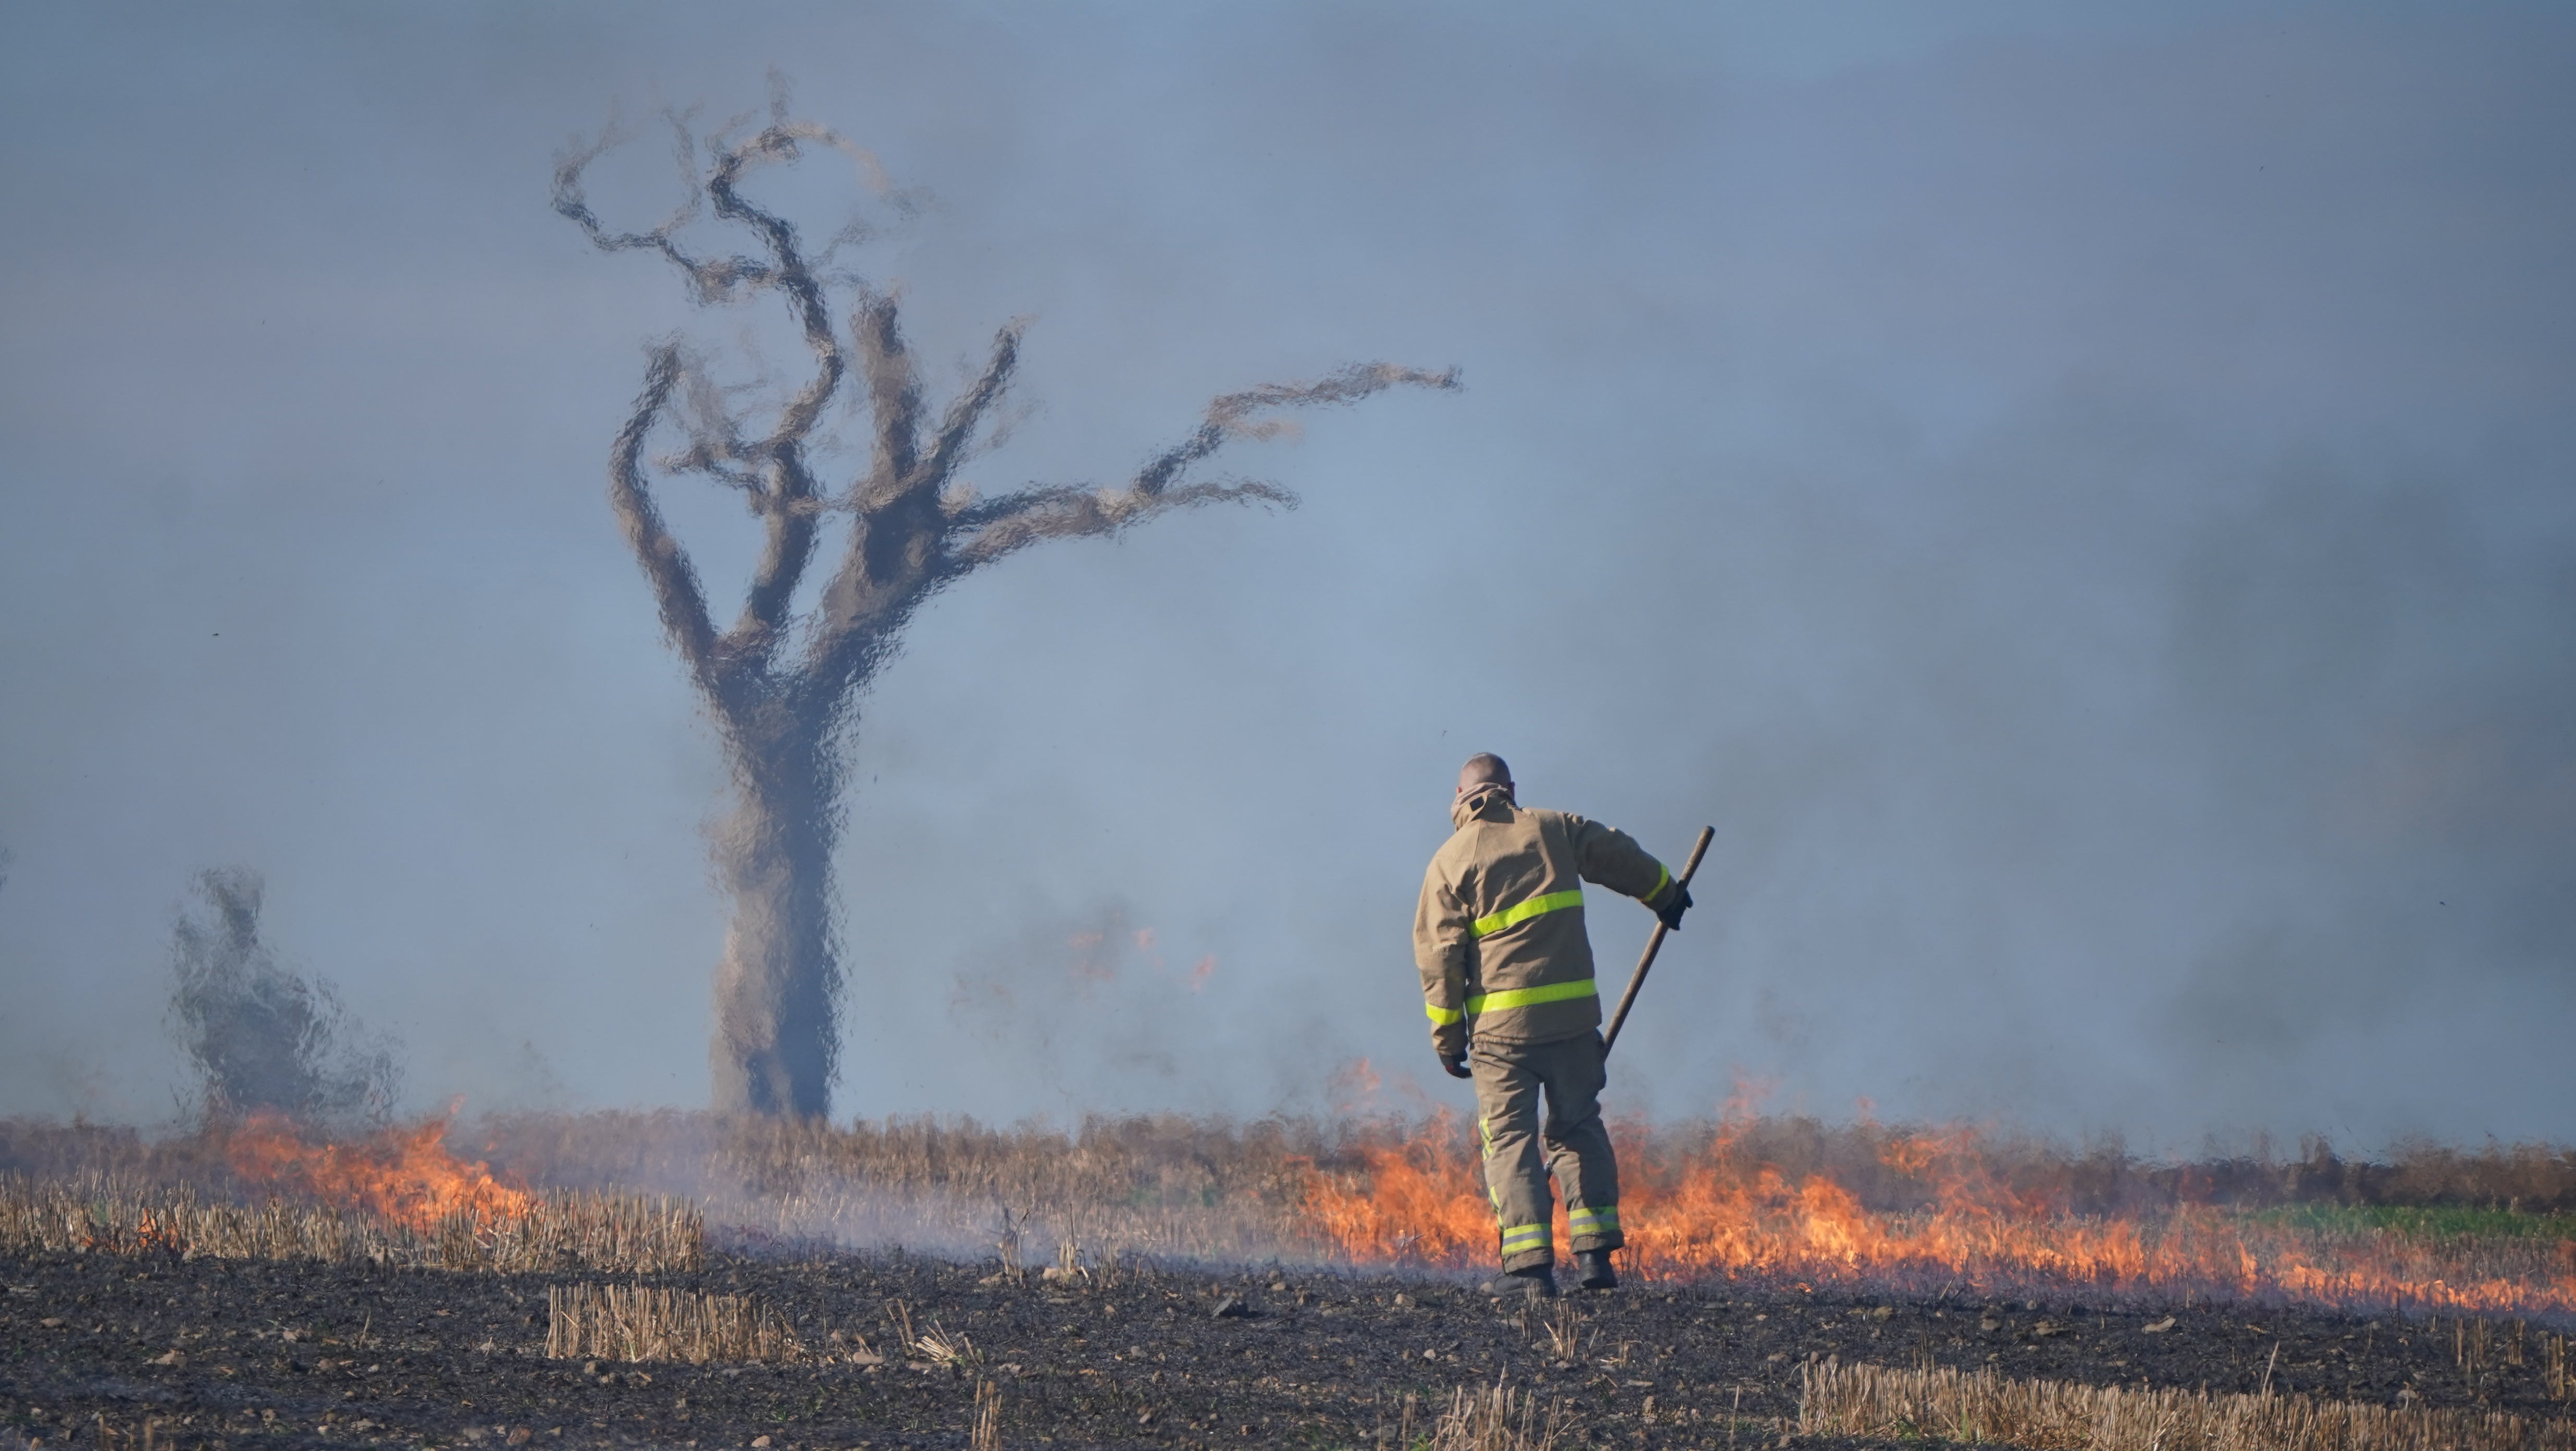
[1601,826,1714,1057]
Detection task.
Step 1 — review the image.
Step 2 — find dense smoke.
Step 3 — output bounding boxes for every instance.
[0,5,2568,1142]
[165,868,400,1125]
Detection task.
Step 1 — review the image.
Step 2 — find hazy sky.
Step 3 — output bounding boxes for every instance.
[3,2,2569,1151]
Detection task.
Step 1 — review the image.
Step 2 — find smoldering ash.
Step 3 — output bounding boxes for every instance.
[553,92,1457,1117]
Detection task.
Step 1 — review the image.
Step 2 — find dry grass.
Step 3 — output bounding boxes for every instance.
[2439,1316,2575,1405]
[1609,1118,2576,1220]
[1426,1382,1564,1451]
[969,1380,1003,1451]
[1799,1357,2576,1451]
[910,1321,980,1369]
[1539,1298,1586,1362]
[6,1111,2570,1311]
[468,1110,2576,1255]
[0,1175,701,1273]
[544,1283,798,1363]
[15,1112,2574,1222]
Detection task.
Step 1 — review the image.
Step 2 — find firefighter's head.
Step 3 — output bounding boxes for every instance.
[1456,753,1513,802]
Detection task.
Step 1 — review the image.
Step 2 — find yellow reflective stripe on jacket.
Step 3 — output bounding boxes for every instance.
[1498,1222,1551,1251]
[1567,1204,1620,1235]
[1646,863,1671,901]
[1470,889,1583,938]
[1425,1001,1464,1026]
[1466,977,1599,1015]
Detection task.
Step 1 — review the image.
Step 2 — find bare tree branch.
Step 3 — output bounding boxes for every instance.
[703,121,843,451]
[608,345,723,698]
[566,112,882,682]
[920,321,1028,503]
[850,288,922,511]
[1136,362,1462,496]
[733,458,824,666]
[553,115,778,303]
[662,356,766,492]
[945,477,1297,571]
[944,360,1461,568]
[707,126,845,661]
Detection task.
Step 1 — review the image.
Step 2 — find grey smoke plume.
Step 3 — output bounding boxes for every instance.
[554,87,1457,1118]
[165,868,400,1125]
[1,4,2566,1142]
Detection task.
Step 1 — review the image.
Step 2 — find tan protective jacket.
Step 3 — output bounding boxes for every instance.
[1415,784,1679,1055]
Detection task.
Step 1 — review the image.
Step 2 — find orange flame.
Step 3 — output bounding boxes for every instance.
[222,1110,533,1235]
[1301,1111,2576,1317]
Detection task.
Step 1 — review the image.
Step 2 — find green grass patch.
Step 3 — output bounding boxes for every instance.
[2250,1202,2576,1240]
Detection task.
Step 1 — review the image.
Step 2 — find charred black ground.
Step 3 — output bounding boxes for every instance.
[5,1244,2569,1451]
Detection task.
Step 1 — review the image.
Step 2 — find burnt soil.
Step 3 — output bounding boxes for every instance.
[4,1245,2568,1450]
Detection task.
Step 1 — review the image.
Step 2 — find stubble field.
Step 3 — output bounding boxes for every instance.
[10,1241,2572,1450]
[5,1111,2573,1450]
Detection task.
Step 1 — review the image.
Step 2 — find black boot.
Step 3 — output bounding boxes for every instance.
[1481,1263,1558,1299]
[1574,1249,1618,1291]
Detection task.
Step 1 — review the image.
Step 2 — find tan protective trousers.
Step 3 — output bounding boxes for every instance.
[1470,1030,1623,1272]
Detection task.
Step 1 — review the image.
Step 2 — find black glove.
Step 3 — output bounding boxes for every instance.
[1439,1051,1472,1080]
[1655,883,1694,933]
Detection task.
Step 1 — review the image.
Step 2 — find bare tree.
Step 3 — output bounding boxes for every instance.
[555,99,1456,1117]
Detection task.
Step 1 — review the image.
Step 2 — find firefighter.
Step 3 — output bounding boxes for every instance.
[1414,753,1689,1298]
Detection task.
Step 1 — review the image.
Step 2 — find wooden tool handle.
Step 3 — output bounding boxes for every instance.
[1600,826,1714,1057]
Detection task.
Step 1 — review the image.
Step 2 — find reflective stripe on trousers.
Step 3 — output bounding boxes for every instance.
[1480,1116,1504,1213]
[1567,1204,1620,1238]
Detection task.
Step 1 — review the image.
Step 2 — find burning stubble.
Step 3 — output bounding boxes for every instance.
[8,1107,2568,1320]
[4,1106,2574,1450]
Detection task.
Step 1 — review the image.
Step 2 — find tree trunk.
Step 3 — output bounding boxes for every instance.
[707,718,840,1117]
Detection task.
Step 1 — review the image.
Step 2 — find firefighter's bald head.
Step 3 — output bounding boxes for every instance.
[1457,753,1513,800]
